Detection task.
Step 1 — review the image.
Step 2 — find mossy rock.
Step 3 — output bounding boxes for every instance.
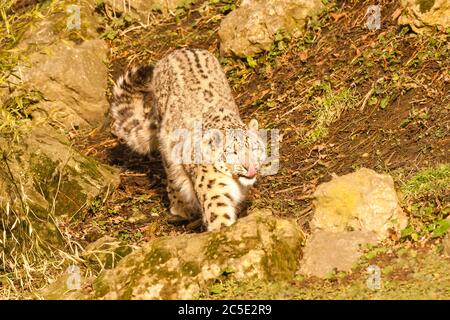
[0,126,120,249]
[398,0,450,33]
[82,236,134,272]
[41,209,304,299]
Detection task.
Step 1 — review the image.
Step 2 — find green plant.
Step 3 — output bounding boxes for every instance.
[401,164,450,201]
[100,14,133,40]
[304,81,358,143]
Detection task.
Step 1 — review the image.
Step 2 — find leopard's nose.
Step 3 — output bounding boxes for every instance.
[245,164,257,178]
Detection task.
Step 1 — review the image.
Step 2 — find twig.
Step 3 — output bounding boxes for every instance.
[359,77,384,111]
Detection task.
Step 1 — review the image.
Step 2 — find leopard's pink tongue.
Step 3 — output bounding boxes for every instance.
[246,165,256,178]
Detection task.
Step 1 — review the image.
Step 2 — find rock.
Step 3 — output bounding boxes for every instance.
[16,0,102,49]
[218,0,324,57]
[15,40,109,129]
[299,230,378,277]
[7,0,109,129]
[42,209,304,299]
[103,0,197,20]
[34,271,93,300]
[311,168,408,240]
[0,126,120,247]
[398,0,450,33]
[83,236,134,271]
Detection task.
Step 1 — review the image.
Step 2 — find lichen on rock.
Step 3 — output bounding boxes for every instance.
[311,168,408,240]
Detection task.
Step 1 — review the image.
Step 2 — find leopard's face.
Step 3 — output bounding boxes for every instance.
[207,119,266,187]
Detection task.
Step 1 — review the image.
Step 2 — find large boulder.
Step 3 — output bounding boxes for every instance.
[398,0,450,33]
[0,126,120,247]
[300,168,408,278]
[311,168,408,240]
[218,0,324,57]
[40,209,304,299]
[6,0,109,129]
[15,40,109,129]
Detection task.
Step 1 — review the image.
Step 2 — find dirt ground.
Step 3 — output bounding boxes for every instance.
[71,0,449,298]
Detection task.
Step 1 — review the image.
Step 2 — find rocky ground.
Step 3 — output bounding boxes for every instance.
[0,0,449,299]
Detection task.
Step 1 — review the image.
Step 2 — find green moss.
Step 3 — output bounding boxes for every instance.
[144,247,172,268]
[416,0,435,13]
[92,273,111,298]
[181,261,201,277]
[261,237,300,281]
[31,220,62,246]
[29,154,89,218]
[205,233,228,260]
[79,156,101,179]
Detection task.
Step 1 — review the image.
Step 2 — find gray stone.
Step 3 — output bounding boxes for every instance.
[14,39,109,129]
[299,230,378,277]
[218,0,324,57]
[7,0,109,129]
[398,0,450,33]
[311,168,408,240]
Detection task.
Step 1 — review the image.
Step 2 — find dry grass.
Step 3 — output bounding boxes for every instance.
[0,149,90,299]
[0,1,90,298]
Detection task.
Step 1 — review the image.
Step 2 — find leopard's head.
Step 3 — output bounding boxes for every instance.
[203,119,266,187]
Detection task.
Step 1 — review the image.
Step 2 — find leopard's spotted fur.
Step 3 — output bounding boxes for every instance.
[110,48,265,231]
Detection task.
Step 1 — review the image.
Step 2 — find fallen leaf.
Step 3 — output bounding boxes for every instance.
[329,12,347,22]
[299,50,308,62]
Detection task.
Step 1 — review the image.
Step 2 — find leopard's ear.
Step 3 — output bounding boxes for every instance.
[248,118,259,131]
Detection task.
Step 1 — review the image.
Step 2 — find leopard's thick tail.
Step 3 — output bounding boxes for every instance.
[110,65,159,155]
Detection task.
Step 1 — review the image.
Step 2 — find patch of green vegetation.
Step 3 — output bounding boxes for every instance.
[401,164,450,200]
[209,0,236,14]
[261,237,301,280]
[352,245,388,270]
[99,14,134,41]
[90,197,103,214]
[303,81,358,143]
[0,90,44,140]
[396,164,450,241]
[202,249,450,300]
[92,273,111,298]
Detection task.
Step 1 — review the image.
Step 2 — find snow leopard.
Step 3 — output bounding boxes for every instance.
[110,48,266,231]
